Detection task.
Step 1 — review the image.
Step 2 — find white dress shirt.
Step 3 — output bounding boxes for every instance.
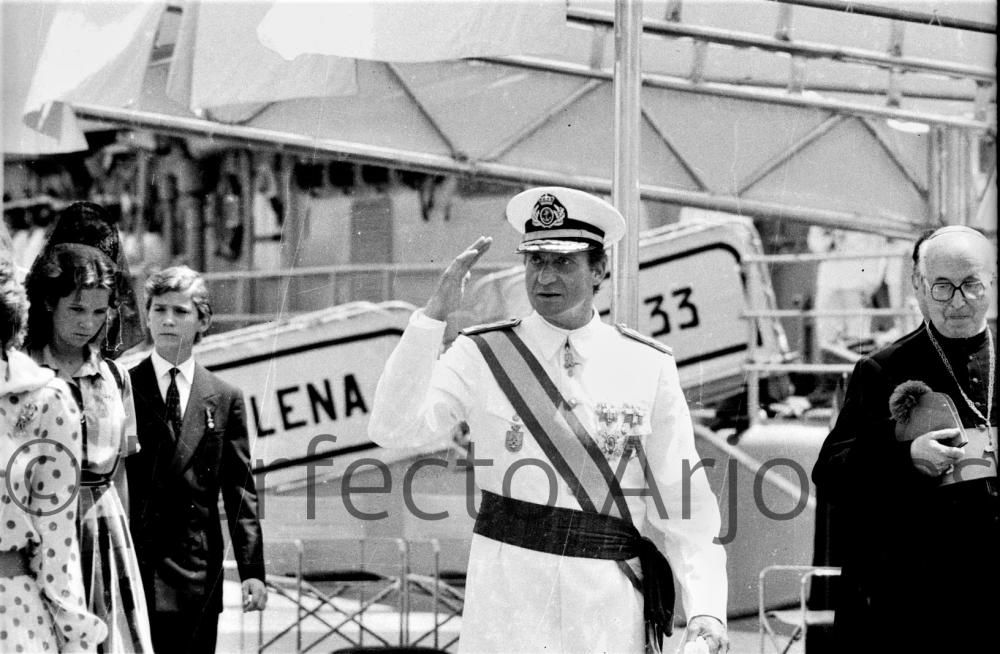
[151,351,196,418]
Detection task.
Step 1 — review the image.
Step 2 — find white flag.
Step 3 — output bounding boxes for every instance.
[257,0,567,63]
[23,1,165,137]
[168,1,357,113]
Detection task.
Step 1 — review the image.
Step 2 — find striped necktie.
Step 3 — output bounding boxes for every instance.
[165,367,182,439]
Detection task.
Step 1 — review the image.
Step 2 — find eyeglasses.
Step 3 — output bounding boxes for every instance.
[925,280,989,302]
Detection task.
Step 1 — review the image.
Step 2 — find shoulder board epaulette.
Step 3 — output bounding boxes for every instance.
[461,318,522,336]
[615,323,672,355]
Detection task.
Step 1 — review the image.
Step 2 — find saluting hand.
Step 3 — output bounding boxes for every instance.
[424,236,493,321]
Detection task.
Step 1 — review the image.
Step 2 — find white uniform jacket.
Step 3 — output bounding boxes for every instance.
[369,309,727,653]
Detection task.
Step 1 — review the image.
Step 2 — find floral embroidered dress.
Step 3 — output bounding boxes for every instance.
[1,349,108,653]
[35,345,153,653]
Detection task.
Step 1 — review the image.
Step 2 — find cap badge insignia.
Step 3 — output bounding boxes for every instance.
[531,193,567,229]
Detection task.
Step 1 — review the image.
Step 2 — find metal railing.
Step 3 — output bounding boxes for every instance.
[247,537,463,653]
[201,262,518,327]
[742,249,919,427]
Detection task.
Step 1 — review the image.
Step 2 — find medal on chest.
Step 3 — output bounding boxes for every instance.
[505,415,524,452]
[595,402,644,459]
[622,405,645,429]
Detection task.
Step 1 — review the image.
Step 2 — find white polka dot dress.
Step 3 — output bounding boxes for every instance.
[1,350,108,653]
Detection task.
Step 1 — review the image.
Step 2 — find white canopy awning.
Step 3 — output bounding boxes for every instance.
[5,1,997,234]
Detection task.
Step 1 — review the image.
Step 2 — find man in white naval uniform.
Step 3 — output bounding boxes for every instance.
[369,187,728,654]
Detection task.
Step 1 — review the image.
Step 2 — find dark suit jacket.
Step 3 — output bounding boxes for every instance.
[127,356,265,614]
[811,325,998,650]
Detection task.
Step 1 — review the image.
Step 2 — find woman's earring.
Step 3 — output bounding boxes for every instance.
[105,307,123,353]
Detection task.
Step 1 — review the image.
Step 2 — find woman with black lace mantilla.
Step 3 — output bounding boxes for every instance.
[22,202,153,653]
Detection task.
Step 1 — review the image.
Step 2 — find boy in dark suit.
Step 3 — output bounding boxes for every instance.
[127,265,266,653]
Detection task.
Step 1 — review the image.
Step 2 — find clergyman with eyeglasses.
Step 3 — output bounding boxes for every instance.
[812,225,997,651]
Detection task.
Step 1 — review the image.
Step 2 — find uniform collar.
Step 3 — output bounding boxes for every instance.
[522,309,603,362]
[151,349,196,383]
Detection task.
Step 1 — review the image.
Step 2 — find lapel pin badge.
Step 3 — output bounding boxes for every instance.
[205,407,215,430]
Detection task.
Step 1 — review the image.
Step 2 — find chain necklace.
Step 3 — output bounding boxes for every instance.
[924,321,995,453]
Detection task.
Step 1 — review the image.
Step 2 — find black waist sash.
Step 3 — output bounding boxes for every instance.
[475,490,675,642]
[477,489,646,559]
[467,327,677,648]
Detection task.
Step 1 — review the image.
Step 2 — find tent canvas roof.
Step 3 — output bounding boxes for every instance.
[4,1,996,234]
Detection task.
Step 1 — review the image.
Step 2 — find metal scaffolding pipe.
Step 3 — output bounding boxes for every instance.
[71,103,923,239]
[611,0,642,328]
[737,115,846,194]
[769,0,996,34]
[567,7,995,82]
[482,80,603,162]
[744,308,915,318]
[945,127,964,223]
[200,261,516,281]
[928,126,944,224]
[385,63,463,160]
[481,55,993,132]
[743,251,907,263]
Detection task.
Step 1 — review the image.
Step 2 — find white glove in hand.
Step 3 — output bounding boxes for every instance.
[680,636,710,654]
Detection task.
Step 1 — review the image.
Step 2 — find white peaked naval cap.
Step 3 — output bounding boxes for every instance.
[506,186,627,253]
